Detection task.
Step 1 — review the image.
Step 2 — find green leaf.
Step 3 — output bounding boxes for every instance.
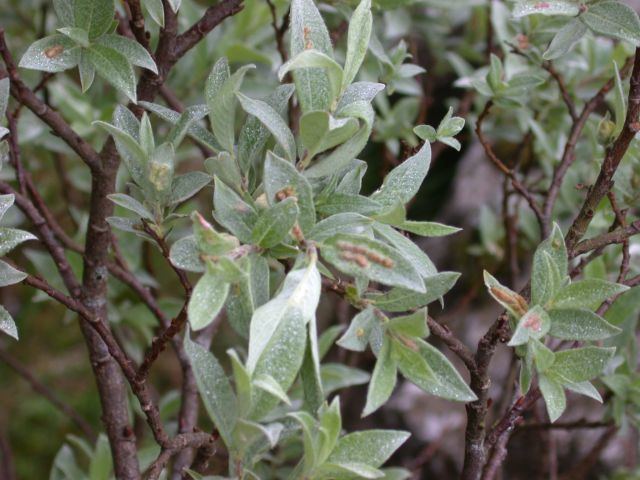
[187,269,230,331]
[513,0,580,17]
[487,54,504,92]
[147,142,175,193]
[94,120,147,184]
[508,305,550,346]
[304,124,372,179]
[530,338,555,373]
[107,193,153,221]
[290,0,334,112]
[0,305,18,340]
[279,50,343,106]
[57,27,89,47]
[0,260,28,287]
[226,255,270,338]
[551,279,629,310]
[436,107,465,138]
[0,228,37,256]
[363,336,398,417]
[342,0,373,91]
[227,349,252,416]
[139,102,222,152]
[254,373,291,405]
[543,19,588,60]
[289,411,318,472]
[264,152,315,232]
[88,434,111,480]
[74,0,115,39]
[327,430,409,468]
[320,233,425,292]
[372,222,437,278]
[238,84,294,174]
[370,141,431,207]
[564,380,602,402]
[236,93,296,162]
[316,193,381,216]
[581,1,640,46]
[78,51,95,92]
[205,152,242,193]
[413,124,437,142]
[393,337,436,388]
[299,111,359,160]
[387,309,428,338]
[169,236,204,273]
[247,257,320,418]
[213,177,257,244]
[548,308,621,340]
[169,171,212,206]
[301,316,324,413]
[531,224,567,306]
[404,339,477,402]
[0,194,15,221]
[308,213,373,242]
[318,462,385,479]
[184,335,237,446]
[532,251,563,307]
[251,198,299,248]
[337,307,382,352]
[318,397,342,463]
[401,221,461,237]
[366,272,460,312]
[0,78,8,121]
[322,363,370,395]
[143,0,164,27]
[19,34,80,72]
[192,212,238,256]
[95,35,158,74]
[86,45,137,103]
[550,346,615,383]
[54,0,75,26]
[539,374,566,422]
[612,61,626,137]
[318,325,345,359]
[337,81,385,110]
[206,59,255,153]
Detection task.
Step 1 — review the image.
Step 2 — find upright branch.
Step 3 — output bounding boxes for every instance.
[565,48,640,251]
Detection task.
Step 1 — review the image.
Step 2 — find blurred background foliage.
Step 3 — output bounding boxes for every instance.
[1,0,640,478]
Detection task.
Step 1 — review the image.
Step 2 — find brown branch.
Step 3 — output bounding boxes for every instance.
[174,0,245,60]
[137,303,188,380]
[124,0,150,49]
[516,420,613,431]
[570,220,640,258]
[461,314,510,480]
[427,316,477,375]
[265,0,289,63]
[543,54,635,236]
[145,432,216,480]
[143,222,193,294]
[0,348,96,441]
[0,429,15,480]
[544,62,577,121]
[480,389,541,480]
[565,48,640,251]
[475,100,546,233]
